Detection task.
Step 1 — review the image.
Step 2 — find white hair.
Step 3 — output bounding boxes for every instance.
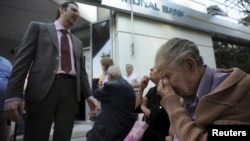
[107,65,121,77]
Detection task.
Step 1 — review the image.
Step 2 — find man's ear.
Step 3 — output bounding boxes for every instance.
[184,57,196,72]
[108,74,113,81]
[59,7,64,14]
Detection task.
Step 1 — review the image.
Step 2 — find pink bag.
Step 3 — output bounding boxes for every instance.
[123,120,149,141]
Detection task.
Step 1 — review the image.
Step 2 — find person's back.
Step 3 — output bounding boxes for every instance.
[87,65,137,141]
[99,77,137,134]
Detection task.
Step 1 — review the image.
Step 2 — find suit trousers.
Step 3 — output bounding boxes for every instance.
[0,112,8,141]
[23,76,78,141]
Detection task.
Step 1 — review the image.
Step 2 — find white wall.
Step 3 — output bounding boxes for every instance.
[170,0,208,13]
[113,12,215,90]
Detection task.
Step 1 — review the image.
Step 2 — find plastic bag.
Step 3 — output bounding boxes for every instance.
[123,120,149,141]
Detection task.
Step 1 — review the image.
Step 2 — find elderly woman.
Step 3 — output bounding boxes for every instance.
[98,57,114,88]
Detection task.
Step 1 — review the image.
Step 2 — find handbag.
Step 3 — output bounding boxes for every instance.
[123,119,149,141]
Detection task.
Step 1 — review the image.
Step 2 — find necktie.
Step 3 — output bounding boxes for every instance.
[60,29,72,73]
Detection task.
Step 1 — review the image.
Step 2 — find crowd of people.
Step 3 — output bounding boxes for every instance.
[1,1,250,141]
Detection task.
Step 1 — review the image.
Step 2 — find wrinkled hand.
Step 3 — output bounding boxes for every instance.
[4,100,24,123]
[157,78,175,97]
[87,97,99,115]
[140,75,150,89]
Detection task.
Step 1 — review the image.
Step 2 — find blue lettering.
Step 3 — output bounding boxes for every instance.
[121,0,159,11]
[148,2,159,11]
[162,6,184,17]
[141,0,147,7]
[121,0,129,2]
[120,0,183,15]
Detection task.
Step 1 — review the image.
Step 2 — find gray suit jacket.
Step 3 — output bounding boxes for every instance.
[5,21,91,102]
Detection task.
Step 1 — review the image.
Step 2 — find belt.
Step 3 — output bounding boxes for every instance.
[56,74,76,79]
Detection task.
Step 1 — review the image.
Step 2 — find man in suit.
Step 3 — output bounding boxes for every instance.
[4,2,98,141]
[87,65,138,141]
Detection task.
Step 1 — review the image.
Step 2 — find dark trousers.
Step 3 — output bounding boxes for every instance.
[16,111,24,135]
[23,77,78,141]
[0,112,8,141]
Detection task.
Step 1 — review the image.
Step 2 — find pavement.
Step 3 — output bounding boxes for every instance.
[9,120,94,141]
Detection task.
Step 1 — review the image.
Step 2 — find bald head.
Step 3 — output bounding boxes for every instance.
[107,65,121,80]
[126,64,134,76]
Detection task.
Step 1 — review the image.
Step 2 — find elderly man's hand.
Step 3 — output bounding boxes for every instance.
[87,96,99,115]
[140,75,150,89]
[157,78,175,98]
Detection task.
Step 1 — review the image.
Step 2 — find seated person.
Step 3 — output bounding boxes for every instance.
[156,38,250,141]
[135,66,170,141]
[98,57,114,88]
[91,57,114,120]
[123,64,141,91]
[87,65,137,141]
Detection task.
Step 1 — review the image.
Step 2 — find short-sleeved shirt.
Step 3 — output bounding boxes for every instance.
[0,57,13,112]
[123,73,141,85]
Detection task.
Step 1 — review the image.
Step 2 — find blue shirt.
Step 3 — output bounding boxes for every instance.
[0,56,12,112]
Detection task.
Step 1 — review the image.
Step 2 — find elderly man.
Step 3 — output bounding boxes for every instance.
[87,65,137,141]
[124,64,141,91]
[155,38,250,141]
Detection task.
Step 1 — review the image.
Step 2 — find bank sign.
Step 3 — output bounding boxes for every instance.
[101,0,250,41]
[104,0,184,17]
